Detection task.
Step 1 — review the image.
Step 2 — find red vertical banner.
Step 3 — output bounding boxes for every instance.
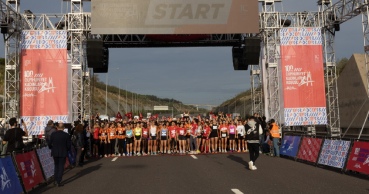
[297,137,323,163]
[280,27,327,126]
[15,150,45,192]
[346,141,369,175]
[20,30,68,135]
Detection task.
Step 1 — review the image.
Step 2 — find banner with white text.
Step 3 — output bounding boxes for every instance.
[280,27,327,126]
[91,0,259,34]
[20,30,68,135]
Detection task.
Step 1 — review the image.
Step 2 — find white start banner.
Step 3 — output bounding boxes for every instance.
[91,0,259,34]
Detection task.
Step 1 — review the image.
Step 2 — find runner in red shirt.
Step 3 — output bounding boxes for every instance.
[201,123,211,153]
[189,121,198,154]
[219,120,229,153]
[168,122,177,154]
[176,123,186,154]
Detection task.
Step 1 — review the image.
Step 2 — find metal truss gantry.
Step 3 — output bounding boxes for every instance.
[3,0,21,119]
[68,0,90,124]
[258,0,369,137]
[3,0,369,134]
[2,0,91,123]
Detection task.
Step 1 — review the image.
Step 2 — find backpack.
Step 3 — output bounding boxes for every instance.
[45,127,56,142]
[71,134,78,146]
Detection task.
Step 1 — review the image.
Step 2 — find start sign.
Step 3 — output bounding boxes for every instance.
[91,0,259,34]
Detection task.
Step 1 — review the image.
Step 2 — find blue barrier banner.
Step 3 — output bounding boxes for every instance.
[280,136,301,157]
[318,139,350,169]
[0,156,23,194]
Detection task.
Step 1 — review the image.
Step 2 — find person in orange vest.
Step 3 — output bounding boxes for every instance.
[269,119,280,157]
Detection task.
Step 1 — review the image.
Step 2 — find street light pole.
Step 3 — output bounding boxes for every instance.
[118,79,121,113]
[125,84,128,113]
[105,74,108,115]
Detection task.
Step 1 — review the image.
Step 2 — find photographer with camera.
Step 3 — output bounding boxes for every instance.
[2,117,28,153]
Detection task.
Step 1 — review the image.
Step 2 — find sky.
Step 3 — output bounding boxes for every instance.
[0,0,364,105]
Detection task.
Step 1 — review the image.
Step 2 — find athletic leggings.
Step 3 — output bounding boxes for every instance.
[118,139,126,154]
[105,142,111,155]
[99,141,105,156]
[190,136,197,151]
[170,139,177,150]
[110,139,116,155]
[247,143,260,164]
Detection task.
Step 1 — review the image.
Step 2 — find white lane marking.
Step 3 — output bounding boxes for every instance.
[111,157,118,162]
[190,155,198,159]
[231,189,244,194]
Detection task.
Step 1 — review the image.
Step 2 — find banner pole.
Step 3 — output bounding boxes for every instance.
[358,110,369,140]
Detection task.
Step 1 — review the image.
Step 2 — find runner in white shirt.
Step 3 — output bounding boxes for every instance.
[236,120,246,152]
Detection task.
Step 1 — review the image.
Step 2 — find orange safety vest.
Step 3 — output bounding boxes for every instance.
[270,123,280,138]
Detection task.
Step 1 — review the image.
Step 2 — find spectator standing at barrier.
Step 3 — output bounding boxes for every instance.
[3,118,28,153]
[269,119,280,157]
[245,116,263,170]
[73,124,84,167]
[44,120,56,145]
[262,131,272,154]
[48,122,71,187]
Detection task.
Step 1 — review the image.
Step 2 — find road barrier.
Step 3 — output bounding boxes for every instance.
[280,136,301,158]
[0,145,75,193]
[280,136,369,175]
[297,137,323,163]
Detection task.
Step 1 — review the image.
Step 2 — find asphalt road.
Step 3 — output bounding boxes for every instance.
[30,153,369,194]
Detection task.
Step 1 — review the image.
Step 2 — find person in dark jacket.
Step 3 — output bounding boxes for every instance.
[44,120,56,145]
[245,116,263,170]
[48,122,71,187]
[73,124,85,167]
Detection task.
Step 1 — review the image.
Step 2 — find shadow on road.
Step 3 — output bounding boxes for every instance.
[29,163,102,194]
[227,154,249,169]
[63,163,102,184]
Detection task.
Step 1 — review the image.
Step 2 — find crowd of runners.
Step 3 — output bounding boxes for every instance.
[88,113,271,158]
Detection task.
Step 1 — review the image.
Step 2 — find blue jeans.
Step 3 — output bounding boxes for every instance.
[273,138,280,157]
[259,135,265,148]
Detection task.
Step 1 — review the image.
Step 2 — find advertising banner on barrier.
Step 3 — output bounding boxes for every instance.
[36,147,54,179]
[0,156,23,194]
[280,27,327,126]
[20,30,68,135]
[297,137,323,163]
[346,141,369,174]
[91,0,259,34]
[15,150,45,191]
[280,136,301,157]
[318,139,350,169]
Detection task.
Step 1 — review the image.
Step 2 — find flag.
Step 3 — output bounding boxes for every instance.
[125,112,132,119]
[116,112,123,119]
